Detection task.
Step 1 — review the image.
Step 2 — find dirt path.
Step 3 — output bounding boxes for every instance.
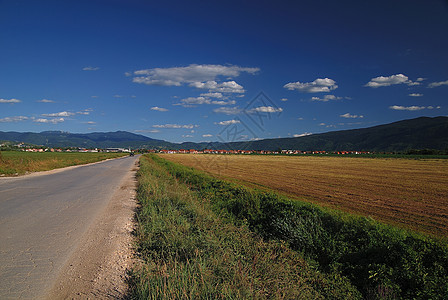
[46,159,138,299]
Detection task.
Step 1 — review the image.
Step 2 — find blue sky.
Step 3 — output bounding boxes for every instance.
[1,0,447,143]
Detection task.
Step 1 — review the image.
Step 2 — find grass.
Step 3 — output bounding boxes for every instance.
[160,153,448,238]
[0,151,128,176]
[130,154,361,299]
[147,154,448,300]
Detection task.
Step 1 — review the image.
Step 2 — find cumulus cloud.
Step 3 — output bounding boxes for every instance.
[409,93,423,97]
[340,113,364,119]
[284,78,338,93]
[42,111,75,117]
[249,106,283,113]
[389,105,427,111]
[152,124,198,129]
[293,132,312,137]
[0,98,21,103]
[135,129,160,133]
[216,120,241,126]
[200,92,224,98]
[365,74,419,88]
[132,64,258,89]
[280,98,288,102]
[202,134,213,137]
[213,107,242,115]
[176,96,236,107]
[311,95,346,102]
[37,99,55,103]
[190,80,245,93]
[34,118,65,124]
[151,106,169,112]
[428,80,448,88]
[0,116,28,122]
[77,109,93,115]
[83,66,99,71]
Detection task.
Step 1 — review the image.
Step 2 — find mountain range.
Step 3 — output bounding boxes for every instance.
[1,116,447,152]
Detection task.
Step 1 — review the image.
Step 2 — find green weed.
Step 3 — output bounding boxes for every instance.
[130,155,360,299]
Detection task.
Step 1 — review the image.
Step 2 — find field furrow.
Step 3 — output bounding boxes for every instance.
[160,154,448,237]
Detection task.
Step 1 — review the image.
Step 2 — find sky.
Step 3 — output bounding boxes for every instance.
[1,0,447,143]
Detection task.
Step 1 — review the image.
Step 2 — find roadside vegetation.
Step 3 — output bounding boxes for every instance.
[130,154,360,299]
[0,151,128,176]
[132,154,448,299]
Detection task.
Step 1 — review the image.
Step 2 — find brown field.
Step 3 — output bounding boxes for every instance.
[160,154,448,238]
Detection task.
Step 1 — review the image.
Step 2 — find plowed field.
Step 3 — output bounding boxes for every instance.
[160,154,448,237]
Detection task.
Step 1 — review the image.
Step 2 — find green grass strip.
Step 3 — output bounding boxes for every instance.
[130,155,360,299]
[149,154,448,300]
[0,151,128,176]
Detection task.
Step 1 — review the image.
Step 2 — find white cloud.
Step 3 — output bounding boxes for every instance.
[113,95,123,98]
[77,108,93,115]
[311,95,344,102]
[182,134,193,138]
[365,74,419,88]
[135,129,160,133]
[190,80,245,93]
[179,96,210,105]
[213,107,242,115]
[211,100,236,105]
[216,119,241,126]
[409,93,423,97]
[132,64,258,86]
[428,80,448,88]
[42,111,75,117]
[176,96,236,107]
[340,113,364,119]
[249,106,283,113]
[34,118,65,124]
[37,99,55,103]
[389,105,426,111]
[318,123,326,126]
[293,132,312,137]
[0,116,28,122]
[0,98,21,103]
[280,98,288,102]
[284,78,338,93]
[202,134,213,137]
[83,66,99,71]
[200,92,224,98]
[151,106,169,112]
[152,124,198,129]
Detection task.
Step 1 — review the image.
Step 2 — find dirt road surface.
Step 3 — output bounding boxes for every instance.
[0,155,138,299]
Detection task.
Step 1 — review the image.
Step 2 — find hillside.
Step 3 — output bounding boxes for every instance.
[222,116,448,152]
[0,131,172,149]
[1,116,447,151]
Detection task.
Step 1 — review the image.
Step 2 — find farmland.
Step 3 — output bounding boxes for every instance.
[160,154,448,238]
[0,151,128,176]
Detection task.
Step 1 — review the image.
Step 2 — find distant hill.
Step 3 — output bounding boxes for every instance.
[223,116,448,152]
[1,117,447,151]
[0,130,172,149]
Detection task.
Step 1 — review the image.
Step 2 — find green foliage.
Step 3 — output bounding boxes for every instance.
[150,154,448,299]
[131,155,361,299]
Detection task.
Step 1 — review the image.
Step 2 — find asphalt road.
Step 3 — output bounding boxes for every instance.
[0,155,139,299]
